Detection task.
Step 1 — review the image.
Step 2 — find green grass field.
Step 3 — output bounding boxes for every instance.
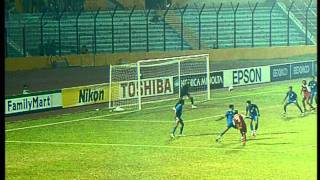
[5,79,317,180]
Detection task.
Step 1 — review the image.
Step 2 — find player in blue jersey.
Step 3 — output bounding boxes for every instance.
[216,108,247,145]
[308,76,317,105]
[282,86,304,116]
[215,104,236,142]
[171,99,185,138]
[246,100,260,137]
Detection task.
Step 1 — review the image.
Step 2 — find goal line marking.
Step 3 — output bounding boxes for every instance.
[89,114,223,123]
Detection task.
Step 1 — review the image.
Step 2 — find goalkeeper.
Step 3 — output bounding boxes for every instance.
[179,80,197,109]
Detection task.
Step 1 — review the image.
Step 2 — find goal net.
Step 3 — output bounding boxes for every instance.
[108,63,139,111]
[108,54,210,111]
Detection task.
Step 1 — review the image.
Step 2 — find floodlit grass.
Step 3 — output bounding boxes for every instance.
[5,79,317,179]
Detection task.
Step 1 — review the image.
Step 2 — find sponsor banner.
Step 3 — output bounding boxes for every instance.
[210,71,224,89]
[62,84,109,108]
[290,61,313,79]
[5,90,62,115]
[173,74,207,94]
[223,66,271,87]
[119,77,173,99]
[173,71,224,93]
[270,64,291,82]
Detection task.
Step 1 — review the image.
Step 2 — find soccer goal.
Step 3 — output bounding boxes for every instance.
[108,54,210,111]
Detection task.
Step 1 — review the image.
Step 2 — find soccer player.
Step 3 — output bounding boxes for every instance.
[215,104,236,142]
[171,99,185,138]
[282,86,304,116]
[180,80,197,109]
[233,110,247,146]
[308,76,317,105]
[301,80,315,112]
[216,108,247,146]
[245,100,260,136]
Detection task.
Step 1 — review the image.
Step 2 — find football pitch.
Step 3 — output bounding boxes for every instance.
[5,79,317,180]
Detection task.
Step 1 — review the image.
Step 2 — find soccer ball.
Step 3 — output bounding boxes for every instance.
[228,86,234,91]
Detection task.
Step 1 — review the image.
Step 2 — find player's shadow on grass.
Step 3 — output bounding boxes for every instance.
[253,142,292,146]
[222,149,243,154]
[227,137,277,143]
[213,142,238,149]
[187,132,245,137]
[282,116,300,121]
[184,131,298,139]
[281,113,313,121]
[165,138,175,145]
[258,131,299,135]
[186,132,217,137]
[246,137,277,141]
[165,136,186,145]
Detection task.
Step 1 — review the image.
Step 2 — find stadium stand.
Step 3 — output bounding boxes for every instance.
[288,1,317,43]
[5,1,317,57]
[181,4,311,48]
[5,10,190,56]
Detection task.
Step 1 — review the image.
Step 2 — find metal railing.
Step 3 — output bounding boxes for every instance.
[5,2,316,58]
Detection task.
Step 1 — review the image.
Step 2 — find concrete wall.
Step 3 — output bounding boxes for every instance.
[84,0,109,10]
[172,0,269,8]
[117,0,145,9]
[5,45,317,71]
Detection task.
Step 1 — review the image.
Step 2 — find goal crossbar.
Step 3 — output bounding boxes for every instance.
[138,54,209,63]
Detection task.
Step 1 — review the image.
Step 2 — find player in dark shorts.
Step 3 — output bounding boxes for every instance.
[282,86,304,116]
[216,108,247,146]
[171,99,185,138]
[245,100,260,137]
[308,76,317,105]
[232,110,247,146]
[180,80,197,109]
[301,80,315,112]
[215,104,236,142]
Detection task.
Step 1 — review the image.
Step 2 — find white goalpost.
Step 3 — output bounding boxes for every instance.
[109,54,210,111]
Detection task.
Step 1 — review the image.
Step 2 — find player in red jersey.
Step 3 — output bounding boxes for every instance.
[301,80,315,112]
[233,110,247,145]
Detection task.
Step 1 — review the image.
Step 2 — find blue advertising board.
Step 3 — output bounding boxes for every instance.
[270,64,291,82]
[5,90,62,116]
[210,71,224,89]
[290,61,313,79]
[173,71,224,94]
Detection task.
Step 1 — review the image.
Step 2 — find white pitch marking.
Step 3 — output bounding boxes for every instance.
[6,89,283,132]
[88,114,223,123]
[89,119,171,123]
[5,140,316,153]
